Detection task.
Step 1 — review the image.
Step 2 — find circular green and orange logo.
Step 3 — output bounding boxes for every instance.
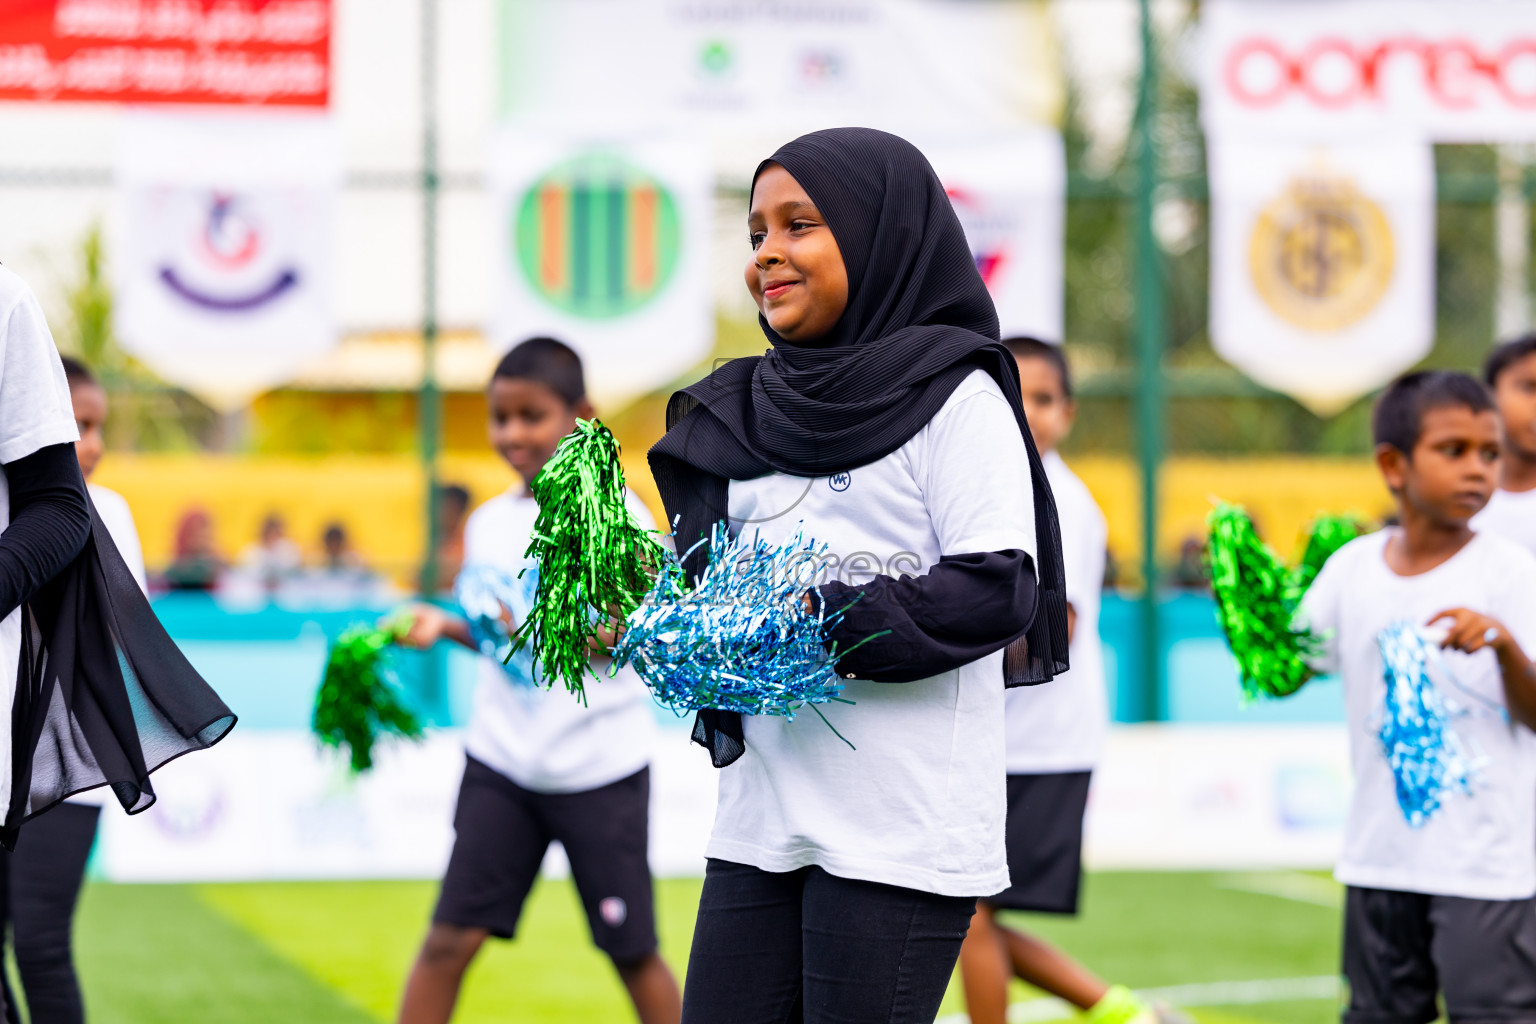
[515,154,681,319]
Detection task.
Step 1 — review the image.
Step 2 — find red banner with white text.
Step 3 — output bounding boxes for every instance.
[0,0,330,106]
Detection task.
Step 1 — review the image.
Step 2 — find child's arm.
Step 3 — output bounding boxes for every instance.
[1430,608,1536,730]
[395,602,477,653]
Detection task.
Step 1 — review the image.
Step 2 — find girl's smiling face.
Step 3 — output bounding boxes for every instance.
[746,163,849,345]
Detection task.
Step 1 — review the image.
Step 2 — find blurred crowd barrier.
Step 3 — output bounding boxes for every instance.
[88,592,1347,883]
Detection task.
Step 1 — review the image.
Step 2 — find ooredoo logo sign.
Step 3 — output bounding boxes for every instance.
[514,154,682,320]
[1203,0,1536,142]
[1223,36,1536,112]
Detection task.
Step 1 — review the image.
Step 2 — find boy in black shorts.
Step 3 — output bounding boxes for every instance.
[395,338,681,1023]
[1298,371,1536,1020]
[959,338,1171,1024]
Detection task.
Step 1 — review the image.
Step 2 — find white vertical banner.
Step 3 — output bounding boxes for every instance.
[925,130,1066,342]
[1209,139,1435,415]
[487,128,714,408]
[112,111,339,411]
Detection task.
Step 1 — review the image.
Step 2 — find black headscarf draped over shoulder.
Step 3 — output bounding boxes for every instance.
[6,501,236,849]
[648,127,1070,761]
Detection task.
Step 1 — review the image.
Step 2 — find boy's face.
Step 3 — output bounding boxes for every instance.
[1014,354,1075,455]
[1377,404,1501,525]
[745,163,849,346]
[487,377,590,486]
[71,382,107,479]
[1493,352,1536,464]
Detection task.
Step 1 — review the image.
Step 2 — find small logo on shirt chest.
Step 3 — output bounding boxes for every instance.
[828,471,852,492]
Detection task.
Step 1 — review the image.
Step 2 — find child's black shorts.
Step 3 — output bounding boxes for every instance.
[984,771,1092,914]
[1343,884,1536,1023]
[432,755,659,965]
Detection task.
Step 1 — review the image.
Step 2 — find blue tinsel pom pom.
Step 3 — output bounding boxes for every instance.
[1376,621,1481,828]
[455,563,537,683]
[612,523,855,721]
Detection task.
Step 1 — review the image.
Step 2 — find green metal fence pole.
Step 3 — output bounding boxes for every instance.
[419,0,444,707]
[1133,0,1166,722]
[419,0,442,601]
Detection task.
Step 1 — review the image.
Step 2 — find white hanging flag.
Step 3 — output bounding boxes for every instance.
[924,130,1065,342]
[1209,139,1434,414]
[487,127,713,408]
[113,111,339,410]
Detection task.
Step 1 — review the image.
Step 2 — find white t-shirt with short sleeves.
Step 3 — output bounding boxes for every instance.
[1472,487,1536,557]
[1299,530,1536,900]
[1004,451,1108,774]
[709,370,1037,898]
[460,487,658,795]
[90,484,147,592]
[0,266,80,814]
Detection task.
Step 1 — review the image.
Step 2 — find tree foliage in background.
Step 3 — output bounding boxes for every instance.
[1062,8,1511,458]
[54,224,217,451]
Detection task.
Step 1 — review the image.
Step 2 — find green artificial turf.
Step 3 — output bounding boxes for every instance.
[57,872,1344,1024]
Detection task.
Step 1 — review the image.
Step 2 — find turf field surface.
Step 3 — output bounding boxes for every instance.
[59,871,1344,1024]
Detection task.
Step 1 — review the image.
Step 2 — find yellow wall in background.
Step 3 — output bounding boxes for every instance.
[1070,455,1392,579]
[94,451,1389,585]
[93,450,665,583]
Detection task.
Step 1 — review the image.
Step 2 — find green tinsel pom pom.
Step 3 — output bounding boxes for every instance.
[312,615,424,773]
[1206,504,1336,701]
[512,418,668,701]
[1290,513,1365,598]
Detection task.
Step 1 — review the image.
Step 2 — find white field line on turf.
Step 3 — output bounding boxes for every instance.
[934,974,1341,1024]
[1216,871,1345,908]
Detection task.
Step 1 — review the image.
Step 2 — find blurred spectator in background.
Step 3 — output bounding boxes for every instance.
[319,521,365,576]
[432,484,471,593]
[239,513,301,591]
[281,521,394,609]
[1170,536,1209,590]
[1102,547,1122,591]
[163,509,223,591]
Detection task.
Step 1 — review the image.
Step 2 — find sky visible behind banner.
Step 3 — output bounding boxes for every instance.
[0,0,331,107]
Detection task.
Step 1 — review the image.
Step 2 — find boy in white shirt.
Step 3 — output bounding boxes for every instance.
[1472,335,1536,554]
[959,338,1163,1024]
[394,338,680,1024]
[1300,370,1536,1019]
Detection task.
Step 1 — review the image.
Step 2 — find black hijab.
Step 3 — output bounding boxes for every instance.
[648,128,1069,758]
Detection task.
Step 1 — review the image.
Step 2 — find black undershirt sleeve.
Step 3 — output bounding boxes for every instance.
[814,548,1039,683]
[0,442,91,622]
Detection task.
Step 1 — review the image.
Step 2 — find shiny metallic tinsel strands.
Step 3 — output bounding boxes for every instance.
[1376,622,1480,828]
[312,616,424,773]
[613,523,865,724]
[1206,504,1362,700]
[512,419,668,701]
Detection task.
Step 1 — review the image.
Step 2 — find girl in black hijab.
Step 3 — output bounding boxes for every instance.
[651,128,1068,1022]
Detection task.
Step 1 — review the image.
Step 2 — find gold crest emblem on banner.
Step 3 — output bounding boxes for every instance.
[1248,172,1394,332]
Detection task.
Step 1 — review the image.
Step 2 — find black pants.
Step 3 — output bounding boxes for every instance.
[1342,885,1536,1023]
[0,802,101,1024]
[681,858,977,1024]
